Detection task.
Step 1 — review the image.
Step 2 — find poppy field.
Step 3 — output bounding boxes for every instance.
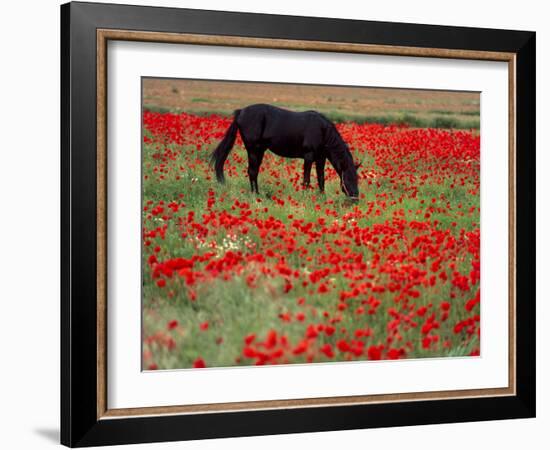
[142,87,481,371]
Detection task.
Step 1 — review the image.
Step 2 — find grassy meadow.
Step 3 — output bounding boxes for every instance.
[142,79,481,370]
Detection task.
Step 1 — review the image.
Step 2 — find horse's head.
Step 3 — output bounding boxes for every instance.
[340,161,359,201]
[323,123,360,201]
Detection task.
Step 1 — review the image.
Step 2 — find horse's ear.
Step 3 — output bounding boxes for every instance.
[355,161,362,170]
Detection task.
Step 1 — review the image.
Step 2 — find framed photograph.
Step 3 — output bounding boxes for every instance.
[61,1,535,447]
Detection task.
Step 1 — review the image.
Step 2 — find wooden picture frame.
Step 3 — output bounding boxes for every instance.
[61,1,535,446]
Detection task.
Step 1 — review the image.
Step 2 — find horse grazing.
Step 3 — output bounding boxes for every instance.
[210,104,359,199]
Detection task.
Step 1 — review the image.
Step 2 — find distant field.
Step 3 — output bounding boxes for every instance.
[143,78,480,129]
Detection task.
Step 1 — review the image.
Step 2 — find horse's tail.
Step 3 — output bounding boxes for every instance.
[210,109,241,183]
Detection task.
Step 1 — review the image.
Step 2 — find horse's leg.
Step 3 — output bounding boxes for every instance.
[303,159,313,188]
[315,158,326,193]
[247,147,265,194]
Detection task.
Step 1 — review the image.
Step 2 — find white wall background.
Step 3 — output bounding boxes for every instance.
[0,0,545,448]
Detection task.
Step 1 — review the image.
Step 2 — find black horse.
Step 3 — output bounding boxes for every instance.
[210,104,359,199]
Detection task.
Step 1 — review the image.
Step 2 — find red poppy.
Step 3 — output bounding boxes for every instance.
[193,358,206,368]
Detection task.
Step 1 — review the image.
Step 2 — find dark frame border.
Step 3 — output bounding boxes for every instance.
[61,1,535,447]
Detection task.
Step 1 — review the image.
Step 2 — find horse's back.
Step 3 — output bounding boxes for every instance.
[236,104,329,156]
[240,104,325,127]
[245,103,325,133]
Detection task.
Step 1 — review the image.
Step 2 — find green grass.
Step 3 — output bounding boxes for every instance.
[142,126,481,369]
